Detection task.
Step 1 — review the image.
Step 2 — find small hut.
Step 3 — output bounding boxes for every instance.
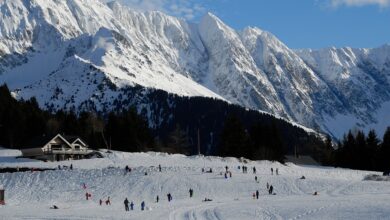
[0,185,4,205]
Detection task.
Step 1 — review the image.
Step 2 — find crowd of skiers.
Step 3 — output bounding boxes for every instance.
[75,163,320,213]
[42,162,327,213]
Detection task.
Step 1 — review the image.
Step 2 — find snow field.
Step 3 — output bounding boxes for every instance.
[0,151,389,219]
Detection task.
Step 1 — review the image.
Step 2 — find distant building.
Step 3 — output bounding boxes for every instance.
[20,134,91,161]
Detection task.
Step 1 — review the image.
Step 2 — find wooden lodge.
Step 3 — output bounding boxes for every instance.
[20,134,92,161]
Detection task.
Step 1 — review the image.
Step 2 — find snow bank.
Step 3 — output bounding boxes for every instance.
[363,174,390,181]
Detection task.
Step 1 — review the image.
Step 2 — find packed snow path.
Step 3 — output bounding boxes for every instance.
[0,150,389,219]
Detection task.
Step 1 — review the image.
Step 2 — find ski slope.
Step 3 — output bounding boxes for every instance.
[0,149,389,220]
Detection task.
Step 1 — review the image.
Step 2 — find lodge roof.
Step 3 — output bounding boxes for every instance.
[21,134,87,149]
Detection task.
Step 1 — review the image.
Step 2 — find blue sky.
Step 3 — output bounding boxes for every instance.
[118,0,390,49]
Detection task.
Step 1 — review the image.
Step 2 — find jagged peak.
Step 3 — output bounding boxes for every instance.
[200,12,227,28]
[242,26,263,36]
[105,0,121,10]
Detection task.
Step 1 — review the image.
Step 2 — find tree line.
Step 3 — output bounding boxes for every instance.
[0,84,154,151]
[0,83,331,163]
[331,128,390,171]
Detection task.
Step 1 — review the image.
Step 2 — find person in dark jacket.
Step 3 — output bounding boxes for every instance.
[130,201,134,210]
[141,201,145,211]
[167,193,172,202]
[269,185,274,195]
[189,188,194,198]
[256,190,259,199]
[124,198,129,211]
[156,195,159,203]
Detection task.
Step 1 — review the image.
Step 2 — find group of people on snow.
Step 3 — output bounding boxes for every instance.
[74,162,325,214]
[270,167,279,175]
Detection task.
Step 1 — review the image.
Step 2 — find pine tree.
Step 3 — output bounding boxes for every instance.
[378,127,390,171]
[355,130,366,169]
[366,130,380,170]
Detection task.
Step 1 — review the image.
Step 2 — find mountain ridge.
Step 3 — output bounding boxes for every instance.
[0,0,389,138]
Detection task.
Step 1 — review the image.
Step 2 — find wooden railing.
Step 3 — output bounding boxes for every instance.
[44,148,90,155]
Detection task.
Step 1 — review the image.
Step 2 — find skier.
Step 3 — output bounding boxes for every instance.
[144,172,148,176]
[253,167,256,174]
[271,168,273,175]
[156,195,159,203]
[82,183,87,189]
[269,185,274,195]
[255,176,258,182]
[276,168,279,175]
[70,164,73,170]
[266,182,269,190]
[106,197,111,205]
[189,188,193,198]
[313,191,318,196]
[141,201,145,211]
[252,192,256,199]
[300,175,306,180]
[124,198,129,211]
[99,199,103,206]
[85,192,89,200]
[125,165,129,173]
[158,164,162,172]
[229,171,232,178]
[167,193,172,202]
[256,190,259,199]
[130,201,134,210]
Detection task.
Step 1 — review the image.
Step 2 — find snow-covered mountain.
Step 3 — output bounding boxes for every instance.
[0,0,389,138]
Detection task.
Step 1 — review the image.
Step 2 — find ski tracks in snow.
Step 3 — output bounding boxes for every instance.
[168,201,223,220]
